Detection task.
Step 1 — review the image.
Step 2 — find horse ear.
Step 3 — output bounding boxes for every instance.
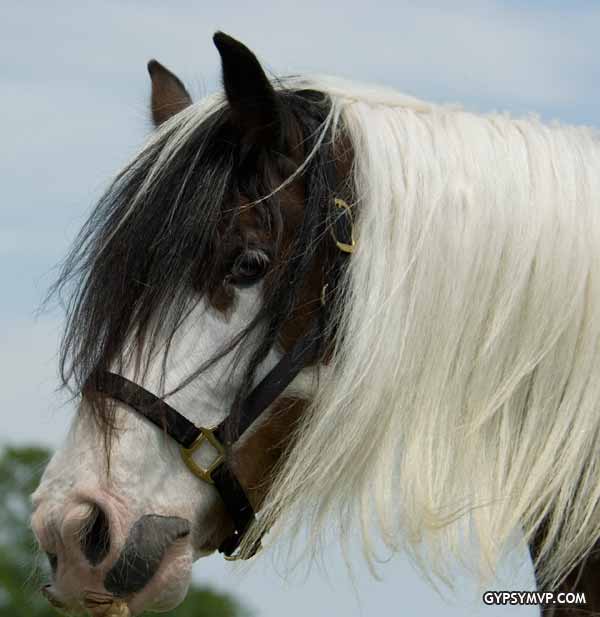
[147,60,192,127]
[213,32,281,148]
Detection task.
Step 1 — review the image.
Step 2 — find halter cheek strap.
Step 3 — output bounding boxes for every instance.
[84,157,355,560]
[87,317,324,558]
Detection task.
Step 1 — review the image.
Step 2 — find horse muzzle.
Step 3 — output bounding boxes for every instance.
[32,499,193,615]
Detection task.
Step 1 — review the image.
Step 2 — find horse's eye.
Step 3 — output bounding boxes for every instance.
[230,249,270,286]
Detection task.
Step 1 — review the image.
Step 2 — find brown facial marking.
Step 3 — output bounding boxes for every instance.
[231,397,308,508]
[228,133,354,504]
[206,194,278,316]
[276,132,355,355]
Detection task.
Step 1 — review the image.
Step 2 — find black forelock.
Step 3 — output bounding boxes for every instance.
[50,86,336,440]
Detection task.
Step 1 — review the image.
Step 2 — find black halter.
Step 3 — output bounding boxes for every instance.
[84,158,354,559]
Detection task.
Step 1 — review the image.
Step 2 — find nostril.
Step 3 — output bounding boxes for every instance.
[80,504,111,566]
[105,514,190,596]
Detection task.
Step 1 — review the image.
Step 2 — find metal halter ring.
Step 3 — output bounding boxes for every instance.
[331,198,356,254]
[180,427,225,485]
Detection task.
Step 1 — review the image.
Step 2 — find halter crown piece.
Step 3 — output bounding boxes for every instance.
[85,154,354,560]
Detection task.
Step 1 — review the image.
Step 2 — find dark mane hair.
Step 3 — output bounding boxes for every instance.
[50,86,340,442]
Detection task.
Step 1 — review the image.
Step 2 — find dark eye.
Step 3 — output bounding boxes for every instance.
[230,249,270,286]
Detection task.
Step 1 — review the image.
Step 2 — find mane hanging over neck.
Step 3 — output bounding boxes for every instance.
[243,78,600,590]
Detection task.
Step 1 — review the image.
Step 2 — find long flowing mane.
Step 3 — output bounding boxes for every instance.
[245,77,600,588]
[53,70,600,589]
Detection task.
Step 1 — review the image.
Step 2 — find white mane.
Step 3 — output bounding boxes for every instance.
[246,76,600,588]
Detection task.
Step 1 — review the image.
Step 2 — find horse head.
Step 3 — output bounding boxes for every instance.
[31,32,351,614]
[31,28,600,616]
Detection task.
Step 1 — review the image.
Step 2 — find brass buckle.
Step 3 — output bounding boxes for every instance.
[180,427,225,485]
[331,198,356,254]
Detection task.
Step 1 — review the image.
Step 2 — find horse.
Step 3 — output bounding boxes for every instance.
[31,31,600,615]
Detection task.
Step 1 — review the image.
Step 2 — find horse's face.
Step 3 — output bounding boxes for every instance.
[32,293,277,614]
[31,33,337,615]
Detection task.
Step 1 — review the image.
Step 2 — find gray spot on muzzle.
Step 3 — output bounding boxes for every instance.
[104,514,190,597]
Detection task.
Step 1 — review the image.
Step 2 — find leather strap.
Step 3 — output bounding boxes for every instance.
[87,318,321,450]
[85,370,257,558]
[88,371,201,448]
[215,318,321,445]
[86,317,322,557]
[211,463,256,556]
[83,148,354,559]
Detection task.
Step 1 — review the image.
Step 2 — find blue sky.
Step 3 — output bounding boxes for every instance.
[2,1,599,615]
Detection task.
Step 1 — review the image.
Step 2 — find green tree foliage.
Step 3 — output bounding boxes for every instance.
[0,445,249,616]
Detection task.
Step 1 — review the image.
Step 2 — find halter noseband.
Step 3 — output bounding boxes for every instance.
[84,158,354,560]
